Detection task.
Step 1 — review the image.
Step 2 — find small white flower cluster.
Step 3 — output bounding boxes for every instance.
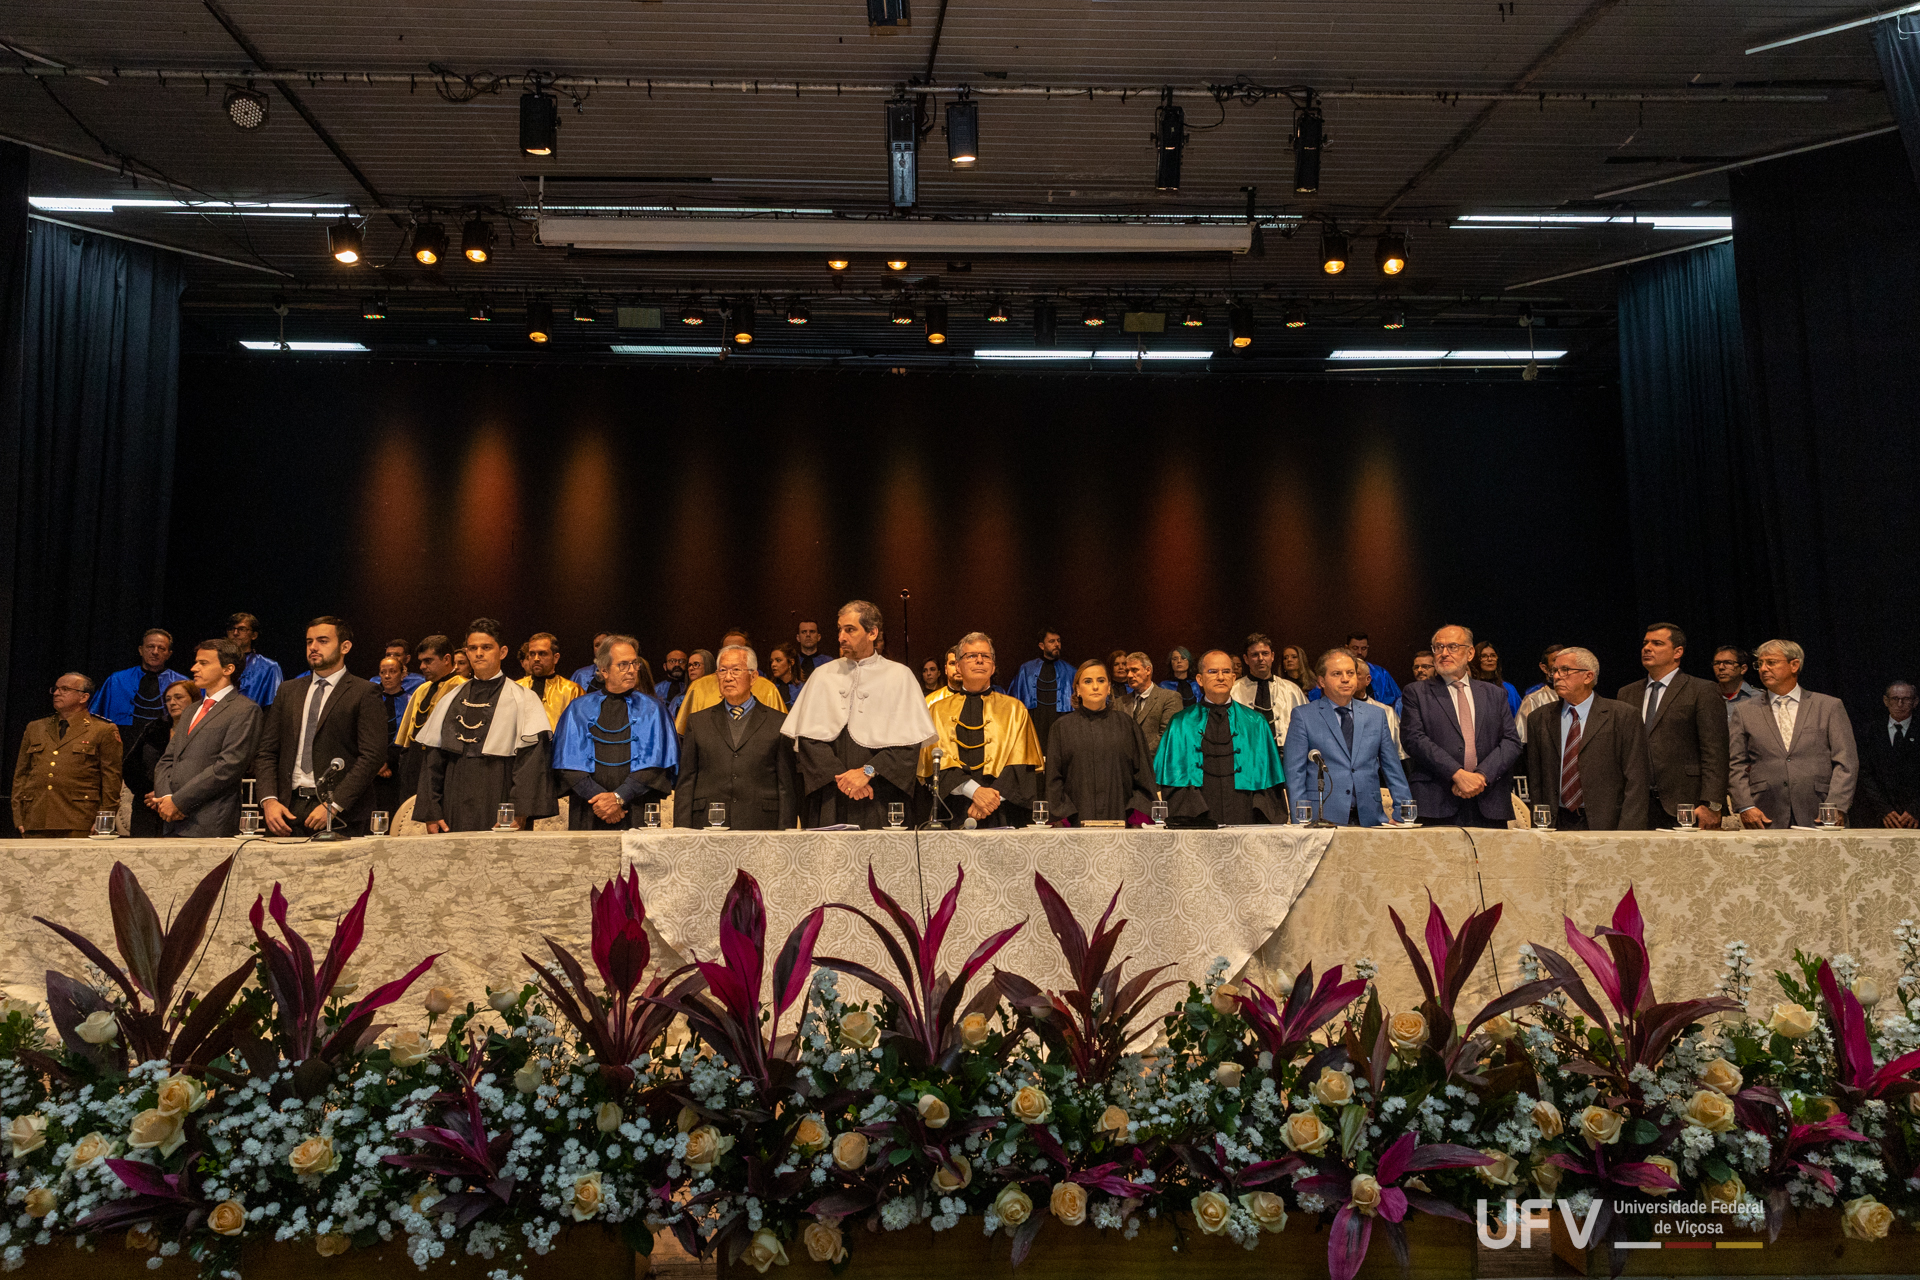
[1716,939,1755,1009]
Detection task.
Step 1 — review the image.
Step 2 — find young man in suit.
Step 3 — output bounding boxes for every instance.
[1617,622,1728,829]
[1283,648,1411,826]
[1730,640,1858,828]
[254,616,390,837]
[154,639,263,837]
[1524,647,1652,830]
[1859,681,1920,828]
[675,644,797,829]
[1401,624,1524,828]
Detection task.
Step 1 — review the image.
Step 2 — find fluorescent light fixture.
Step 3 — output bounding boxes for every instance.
[1327,349,1565,361]
[1328,350,1450,361]
[1747,2,1920,54]
[29,197,351,215]
[1455,214,1732,231]
[239,341,369,352]
[610,344,725,355]
[1445,349,1567,360]
[541,217,1254,255]
[975,350,1096,360]
[1092,350,1212,360]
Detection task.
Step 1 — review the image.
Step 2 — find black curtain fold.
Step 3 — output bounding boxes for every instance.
[1873,15,1920,188]
[0,143,28,795]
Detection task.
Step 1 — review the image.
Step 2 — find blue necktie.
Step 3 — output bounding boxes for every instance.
[1336,704,1354,756]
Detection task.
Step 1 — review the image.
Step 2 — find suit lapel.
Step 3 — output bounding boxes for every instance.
[1436,679,1467,742]
[1646,675,1677,731]
[1321,699,1354,765]
[1754,695,1787,754]
[191,693,233,738]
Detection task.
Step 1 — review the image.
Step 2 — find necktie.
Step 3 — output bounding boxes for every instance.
[1453,681,1478,771]
[1775,695,1796,750]
[297,676,329,778]
[57,719,69,740]
[1644,679,1663,723]
[189,697,214,734]
[1337,704,1354,756]
[727,701,747,721]
[1897,723,1908,748]
[1561,709,1584,811]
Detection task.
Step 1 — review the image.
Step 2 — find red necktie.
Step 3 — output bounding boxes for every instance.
[189,698,213,734]
[1561,710,1584,811]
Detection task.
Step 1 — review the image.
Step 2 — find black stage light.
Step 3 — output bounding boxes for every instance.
[946,96,979,167]
[1383,310,1406,330]
[731,301,756,346]
[573,298,598,323]
[1284,303,1308,329]
[890,303,915,325]
[361,296,386,320]
[787,301,811,325]
[679,298,706,326]
[527,299,553,343]
[1154,94,1186,192]
[986,301,1010,323]
[1229,304,1255,349]
[1182,306,1205,328]
[329,217,363,265]
[1320,228,1348,275]
[520,91,558,157]
[462,218,494,264]
[1082,302,1107,327]
[1292,105,1323,194]
[411,222,448,266]
[469,300,492,321]
[925,302,949,345]
[1376,229,1408,276]
[887,95,919,210]
[225,85,269,130]
[1034,300,1057,347]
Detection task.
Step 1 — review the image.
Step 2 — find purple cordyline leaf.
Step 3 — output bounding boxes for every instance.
[1293,1172,1352,1200]
[153,856,235,1007]
[1816,961,1874,1090]
[1378,1187,1409,1224]
[32,916,136,1004]
[1442,905,1503,1014]
[825,902,922,1019]
[108,862,165,1000]
[717,870,766,1013]
[771,907,826,1021]
[1868,1048,1920,1098]
[314,871,374,1010]
[1403,1191,1474,1224]
[1397,1140,1495,1176]
[1032,871,1090,981]
[1602,930,1651,1020]
[1389,907,1438,1009]
[267,883,321,1024]
[1612,1161,1680,1192]
[866,865,927,981]
[105,1158,188,1199]
[1327,1201,1372,1280]
[923,866,966,981]
[1423,895,1454,996]
[1376,1133,1417,1184]
[1563,916,1627,1018]
[319,952,440,1060]
[941,922,1026,1023]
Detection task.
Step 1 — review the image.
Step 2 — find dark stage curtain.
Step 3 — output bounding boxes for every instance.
[1874,16,1920,187]
[0,144,29,813]
[1,212,183,797]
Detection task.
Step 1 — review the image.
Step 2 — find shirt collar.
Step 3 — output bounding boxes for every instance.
[727,695,758,715]
[1648,669,1675,689]
[206,685,234,704]
[1563,692,1595,714]
[1771,686,1800,706]
[1892,717,1912,730]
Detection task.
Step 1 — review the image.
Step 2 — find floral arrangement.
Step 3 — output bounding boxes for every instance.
[4,858,1920,1280]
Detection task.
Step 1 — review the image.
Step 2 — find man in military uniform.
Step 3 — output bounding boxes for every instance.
[12,672,124,838]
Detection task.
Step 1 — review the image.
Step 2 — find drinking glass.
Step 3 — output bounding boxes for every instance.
[886,802,906,829]
[92,810,117,838]
[1817,804,1841,829]
[1032,801,1049,826]
[642,803,661,828]
[1292,802,1313,825]
[1149,801,1169,825]
[1532,804,1555,831]
[708,802,728,830]
[239,806,262,836]
[1674,804,1697,830]
[370,810,390,836]
[1395,801,1418,825]
[494,803,516,831]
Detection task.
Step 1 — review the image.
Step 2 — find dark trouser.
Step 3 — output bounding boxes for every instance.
[286,791,371,838]
[1555,806,1589,831]
[1440,808,1507,829]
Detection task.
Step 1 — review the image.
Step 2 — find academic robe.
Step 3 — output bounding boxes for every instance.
[554,689,678,830]
[235,652,284,709]
[782,652,936,829]
[673,672,790,734]
[1160,677,1200,708]
[1045,706,1157,824]
[394,674,466,805]
[90,665,188,728]
[1154,698,1287,826]
[917,689,1043,828]
[517,673,584,729]
[414,675,556,831]
[121,713,178,837]
[1007,657,1075,753]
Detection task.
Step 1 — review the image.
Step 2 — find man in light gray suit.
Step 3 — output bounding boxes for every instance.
[154,638,263,837]
[1119,653,1182,756]
[1730,639,1858,828]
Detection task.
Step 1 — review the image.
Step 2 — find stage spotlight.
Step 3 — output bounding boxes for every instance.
[891,303,915,325]
[887,95,919,210]
[1034,300,1057,347]
[1320,228,1348,275]
[1383,310,1406,330]
[224,85,269,131]
[946,96,979,167]
[329,217,362,265]
[886,257,909,272]
[1182,306,1205,328]
[1229,304,1255,349]
[520,91,558,157]
[1376,229,1407,276]
[411,222,448,266]
[1284,303,1308,329]
[462,218,494,263]
[1154,93,1186,192]
[1518,302,1535,327]
[827,256,850,271]
[572,298,598,323]
[469,300,492,321]
[730,301,755,346]
[679,298,707,325]
[1082,302,1107,327]
[925,302,949,345]
[361,296,386,320]
[787,301,811,325]
[986,301,1010,323]
[1292,105,1323,194]
[527,299,553,343]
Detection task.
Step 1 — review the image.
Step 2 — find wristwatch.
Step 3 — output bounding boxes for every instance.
[862,764,876,779]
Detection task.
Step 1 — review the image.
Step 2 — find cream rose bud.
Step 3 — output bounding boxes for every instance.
[1210,982,1242,1015]
[830,1131,869,1172]
[63,1132,112,1171]
[1481,1014,1518,1043]
[596,1102,623,1133]
[684,1126,734,1174]
[513,1059,544,1094]
[1702,1173,1745,1207]
[1475,1150,1520,1187]
[75,1009,119,1044]
[1311,1067,1354,1107]
[740,1228,788,1274]
[1214,1062,1244,1089]
[994,1185,1034,1227]
[125,1229,158,1252]
[1098,1105,1130,1137]
[208,1200,246,1236]
[1766,1001,1816,1039]
[23,1188,55,1219]
[1280,1111,1334,1156]
[0,997,37,1020]
[315,1234,351,1257]
[329,971,358,999]
[1531,1100,1564,1138]
[1854,978,1882,1009]
[1050,1181,1089,1227]
[932,1155,972,1192]
[1682,1089,1736,1134]
[127,1108,184,1157]
[289,1135,340,1177]
[1645,1156,1679,1196]
[487,989,519,1014]
[1842,1195,1895,1241]
[1698,1058,1743,1096]
[410,1186,445,1216]
[1009,1084,1053,1125]
[837,1010,880,1049]
[571,1172,605,1221]
[792,1114,829,1154]
[1350,1174,1384,1216]
[917,1093,951,1129]
[1190,1190,1231,1235]
[1387,1010,1429,1056]
[423,986,456,1016]
[803,1219,847,1264]
[6,1113,48,1157]
[1239,1190,1288,1234]
[387,1029,432,1068]
[1575,1105,1624,1147]
[1532,1161,1563,1196]
[677,1105,701,1134]
[959,1012,992,1048]
[155,1074,208,1117]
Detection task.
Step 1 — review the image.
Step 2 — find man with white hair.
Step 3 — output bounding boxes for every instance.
[1401,624,1523,827]
[918,632,1043,828]
[675,642,796,829]
[554,634,678,830]
[1522,647,1652,830]
[1729,640,1858,827]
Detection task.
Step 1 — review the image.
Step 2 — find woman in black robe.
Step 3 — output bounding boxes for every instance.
[1044,660,1157,825]
[124,681,199,837]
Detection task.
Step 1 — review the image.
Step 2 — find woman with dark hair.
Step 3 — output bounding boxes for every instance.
[1473,641,1522,715]
[769,643,807,705]
[1044,660,1157,825]
[1278,644,1313,694]
[125,681,200,837]
[1160,647,1200,707]
[919,657,943,695]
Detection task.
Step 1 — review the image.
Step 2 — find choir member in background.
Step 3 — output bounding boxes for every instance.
[796,620,832,675]
[1340,633,1404,712]
[655,650,690,704]
[1120,652,1182,755]
[782,600,935,828]
[154,640,263,837]
[126,681,199,836]
[380,639,425,695]
[370,655,409,815]
[554,634,678,830]
[1410,650,1437,684]
[668,650,712,725]
[673,632,788,733]
[1231,656,1246,680]
[224,612,285,708]
[1232,633,1308,752]
[1473,641,1522,715]
[452,649,473,679]
[1514,643,1567,744]
[920,658,943,695]
[1045,660,1157,826]
[1278,645,1314,694]
[1353,658,1407,759]
[1160,647,1200,707]
[1007,628,1074,752]
[90,628,187,732]
[918,632,1043,829]
[516,632,583,728]
[414,618,556,833]
[1154,649,1286,826]
[569,634,610,691]
[395,636,465,805]
[926,647,961,707]
[769,642,808,706]
[1105,649,1131,696]
[674,644,797,830]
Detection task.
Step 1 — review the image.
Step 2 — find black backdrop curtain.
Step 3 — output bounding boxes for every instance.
[1874,16,1920,187]
[0,205,183,780]
[0,144,29,804]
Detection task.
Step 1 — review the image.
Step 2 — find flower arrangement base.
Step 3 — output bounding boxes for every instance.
[1550,1210,1909,1276]
[29,1227,641,1280]
[718,1216,1476,1280]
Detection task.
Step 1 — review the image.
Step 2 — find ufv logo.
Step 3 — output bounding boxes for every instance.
[1476,1198,1603,1250]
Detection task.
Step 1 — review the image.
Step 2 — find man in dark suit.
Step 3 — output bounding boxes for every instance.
[1119,652,1183,756]
[1859,681,1920,828]
[1616,622,1729,829]
[154,639,263,837]
[254,616,390,838]
[674,644,798,830]
[1730,639,1859,828]
[1525,647,1651,830]
[1401,624,1523,827]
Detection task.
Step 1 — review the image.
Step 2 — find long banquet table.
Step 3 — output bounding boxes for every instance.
[5,825,1916,1020]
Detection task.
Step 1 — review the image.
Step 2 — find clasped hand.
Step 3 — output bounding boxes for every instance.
[835,768,874,801]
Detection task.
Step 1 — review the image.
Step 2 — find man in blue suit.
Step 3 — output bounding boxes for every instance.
[1401,624,1524,827]
[1285,648,1411,826]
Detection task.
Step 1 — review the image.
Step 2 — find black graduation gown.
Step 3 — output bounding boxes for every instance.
[797,730,919,829]
[560,695,673,830]
[1166,700,1283,826]
[927,692,1038,829]
[415,676,557,832]
[122,714,175,838]
[1044,706,1156,824]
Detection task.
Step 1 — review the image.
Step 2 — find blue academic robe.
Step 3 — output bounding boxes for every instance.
[553,690,680,781]
[570,664,600,692]
[369,671,425,696]
[1307,662,1403,713]
[90,665,188,726]
[1283,698,1411,827]
[1007,658,1075,714]
[236,652,284,708]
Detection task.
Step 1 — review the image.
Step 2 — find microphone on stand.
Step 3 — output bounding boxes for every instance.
[1306,749,1334,829]
[313,758,349,843]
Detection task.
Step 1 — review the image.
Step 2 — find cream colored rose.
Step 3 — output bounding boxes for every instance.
[1682,1089,1736,1134]
[838,1010,879,1049]
[75,1010,119,1045]
[1190,1190,1231,1235]
[684,1125,734,1174]
[1350,1174,1384,1216]
[209,1200,246,1236]
[1481,1014,1518,1043]
[1387,1011,1429,1057]
[1098,1105,1130,1137]
[740,1228,788,1274]
[329,971,359,999]
[1644,1156,1679,1196]
[423,986,455,1016]
[994,1185,1034,1227]
[1575,1105,1623,1147]
[1475,1150,1519,1187]
[959,1012,992,1048]
[1854,978,1882,1009]
[1210,983,1242,1015]
[1702,1173,1745,1207]
[1280,1110,1334,1156]
[513,1059,544,1094]
[1532,1161,1563,1196]
[315,1233,351,1257]
[803,1219,846,1264]
[127,1108,184,1157]
[1699,1058,1743,1096]
[1214,1062,1244,1089]
[1009,1084,1052,1125]
[487,989,519,1014]
[1842,1196,1895,1241]
[6,1113,47,1157]
[63,1132,112,1171]
[596,1102,623,1133]
[1239,1190,1288,1233]
[410,1186,445,1216]
[830,1131,869,1172]
[1311,1067,1354,1107]
[571,1172,605,1221]
[1766,1002,1816,1039]
[677,1105,701,1133]
[290,1135,340,1177]
[125,1228,158,1251]
[155,1074,208,1118]
[1531,1099,1563,1138]
[1050,1182,1088,1227]
[0,997,36,1020]
[22,1188,55,1219]
[932,1154,972,1192]
[387,1029,432,1068]
[917,1094,951,1129]
[792,1114,829,1155]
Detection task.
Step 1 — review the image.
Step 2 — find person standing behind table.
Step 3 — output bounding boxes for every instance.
[1231,633,1308,757]
[926,648,963,708]
[1006,628,1075,755]
[125,682,199,837]
[917,632,1043,830]
[1859,681,1920,829]
[1353,659,1407,762]
[1283,649,1411,827]
[1119,652,1182,756]
[254,616,389,838]
[795,619,833,676]
[1278,645,1314,696]
[1155,649,1287,826]
[769,642,809,707]
[369,655,411,816]
[153,640,263,837]
[376,639,425,696]
[90,628,187,736]
[1472,641,1521,717]
[1711,646,1764,721]
[1410,651,1437,685]
[654,649,690,705]
[12,673,122,838]
[1730,640,1859,829]
[1616,622,1728,830]
[674,634,791,735]
[557,635,679,831]
[223,612,285,709]
[781,600,936,829]
[1514,644,1568,745]
[673,643,795,830]
[1523,647,1652,831]
[394,636,465,806]
[569,633,611,693]
[516,632,583,729]
[1401,625,1524,829]
[414,619,558,833]
[1046,660,1157,826]
[1160,647,1201,708]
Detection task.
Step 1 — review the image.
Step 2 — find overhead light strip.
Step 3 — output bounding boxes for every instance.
[1745,2,1920,53]
[1456,214,1732,230]
[542,217,1254,255]
[30,196,352,213]
[610,344,725,355]
[1327,349,1567,361]
[239,341,369,351]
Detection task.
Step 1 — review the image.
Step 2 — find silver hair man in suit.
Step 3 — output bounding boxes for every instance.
[1616,622,1729,829]
[1730,639,1858,828]
[153,638,264,837]
[675,643,798,829]
[1119,652,1182,756]
[1523,647,1652,831]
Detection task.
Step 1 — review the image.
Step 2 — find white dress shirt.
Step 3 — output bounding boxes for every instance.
[290,669,346,790]
[1641,670,1676,722]
[1561,693,1595,778]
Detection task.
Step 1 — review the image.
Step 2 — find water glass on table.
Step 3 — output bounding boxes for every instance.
[91,810,117,839]
[1674,803,1697,830]
[886,802,906,829]
[1292,802,1313,825]
[1532,804,1555,831]
[642,803,661,828]
[494,804,516,832]
[1149,801,1169,826]
[1394,801,1417,826]
[370,811,390,836]
[1817,804,1841,829]
[1032,801,1049,826]
[708,802,728,831]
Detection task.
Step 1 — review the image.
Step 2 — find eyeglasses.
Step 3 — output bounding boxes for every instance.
[1433,643,1474,654]
[958,653,993,663]
[50,685,88,695]
[1546,666,1589,678]
[1710,660,1742,668]
[610,660,640,672]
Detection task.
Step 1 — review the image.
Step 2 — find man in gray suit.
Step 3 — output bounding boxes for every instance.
[1522,646,1651,831]
[1119,652,1182,756]
[1730,639,1858,828]
[154,639,263,837]
[1616,622,1729,829]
